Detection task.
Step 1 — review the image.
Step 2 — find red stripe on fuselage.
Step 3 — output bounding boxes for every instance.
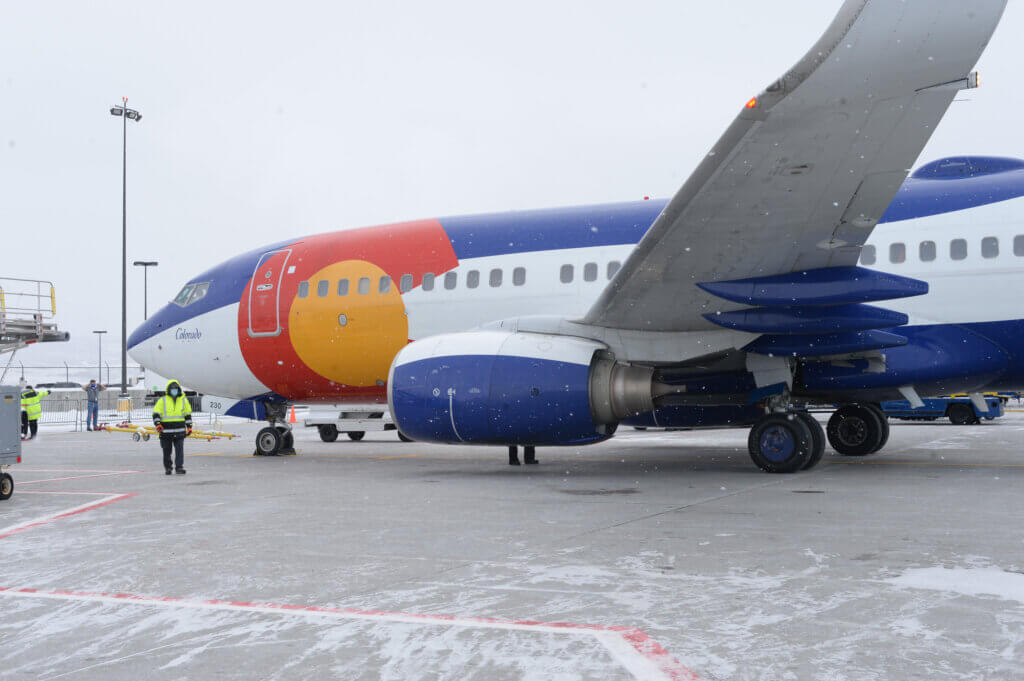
[237,219,459,402]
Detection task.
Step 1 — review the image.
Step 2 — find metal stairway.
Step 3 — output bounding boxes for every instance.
[1,277,70,382]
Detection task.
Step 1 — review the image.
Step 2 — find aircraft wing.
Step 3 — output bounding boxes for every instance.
[584,0,1007,332]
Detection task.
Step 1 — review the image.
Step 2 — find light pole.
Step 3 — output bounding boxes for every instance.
[93,330,107,384]
[133,261,158,320]
[110,98,141,397]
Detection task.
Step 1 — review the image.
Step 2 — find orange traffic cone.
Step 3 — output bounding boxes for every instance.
[289,405,297,424]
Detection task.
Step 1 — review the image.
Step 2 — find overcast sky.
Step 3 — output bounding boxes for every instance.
[2,0,1021,370]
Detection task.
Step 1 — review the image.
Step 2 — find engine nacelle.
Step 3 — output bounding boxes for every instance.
[387,331,653,445]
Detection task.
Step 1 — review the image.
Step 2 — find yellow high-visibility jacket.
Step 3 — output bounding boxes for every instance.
[21,389,50,421]
[152,380,192,434]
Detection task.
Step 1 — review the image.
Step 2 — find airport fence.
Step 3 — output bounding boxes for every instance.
[31,394,209,432]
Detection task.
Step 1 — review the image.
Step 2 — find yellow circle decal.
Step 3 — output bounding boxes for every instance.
[288,260,409,386]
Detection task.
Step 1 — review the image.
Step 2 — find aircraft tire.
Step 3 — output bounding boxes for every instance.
[748,414,812,474]
[0,472,12,500]
[255,426,282,456]
[397,431,412,442]
[862,403,890,453]
[318,424,339,442]
[826,405,883,456]
[796,412,826,470]
[347,431,365,441]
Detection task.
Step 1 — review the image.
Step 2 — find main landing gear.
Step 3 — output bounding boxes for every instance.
[253,403,296,457]
[826,403,888,457]
[747,412,825,473]
[747,402,889,472]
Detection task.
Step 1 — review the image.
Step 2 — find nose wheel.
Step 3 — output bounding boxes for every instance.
[254,425,296,456]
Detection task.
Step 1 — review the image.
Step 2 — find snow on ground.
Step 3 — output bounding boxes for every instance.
[887,566,1024,604]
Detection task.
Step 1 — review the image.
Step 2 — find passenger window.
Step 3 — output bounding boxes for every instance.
[466,270,480,288]
[489,269,502,287]
[297,282,309,299]
[173,284,195,306]
[982,236,999,259]
[950,239,967,261]
[512,267,526,286]
[583,262,598,282]
[560,264,574,283]
[1015,235,1024,256]
[400,274,413,292]
[607,261,621,279]
[358,277,370,295]
[422,273,435,291]
[379,276,391,293]
[317,280,329,297]
[919,241,936,262]
[860,245,876,265]
[337,279,349,296]
[444,272,457,290]
[889,243,906,264]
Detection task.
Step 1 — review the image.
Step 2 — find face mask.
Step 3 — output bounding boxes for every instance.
[169,388,180,397]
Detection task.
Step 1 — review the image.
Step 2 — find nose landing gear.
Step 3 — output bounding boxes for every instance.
[253,403,296,456]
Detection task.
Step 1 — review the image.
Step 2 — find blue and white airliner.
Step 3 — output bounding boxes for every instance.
[129,0,1017,472]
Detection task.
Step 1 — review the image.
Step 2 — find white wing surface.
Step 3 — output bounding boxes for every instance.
[584,0,1006,331]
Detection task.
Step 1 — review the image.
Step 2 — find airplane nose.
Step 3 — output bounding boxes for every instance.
[127,317,159,367]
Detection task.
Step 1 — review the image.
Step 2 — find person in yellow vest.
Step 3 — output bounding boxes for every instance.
[152,379,193,475]
[20,385,50,440]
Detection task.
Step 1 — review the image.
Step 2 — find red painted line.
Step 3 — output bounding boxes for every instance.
[18,471,145,485]
[0,585,699,679]
[0,494,137,540]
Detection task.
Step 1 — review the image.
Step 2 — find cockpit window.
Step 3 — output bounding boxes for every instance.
[173,282,210,307]
[188,282,210,304]
[173,285,195,306]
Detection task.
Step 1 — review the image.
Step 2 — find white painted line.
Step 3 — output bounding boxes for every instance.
[0,587,698,681]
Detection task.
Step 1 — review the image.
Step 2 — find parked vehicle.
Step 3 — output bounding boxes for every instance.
[881,396,1004,424]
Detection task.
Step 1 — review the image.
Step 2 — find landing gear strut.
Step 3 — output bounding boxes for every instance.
[254,403,296,456]
[826,403,888,456]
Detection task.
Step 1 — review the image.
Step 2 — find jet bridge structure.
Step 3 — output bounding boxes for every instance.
[0,277,70,382]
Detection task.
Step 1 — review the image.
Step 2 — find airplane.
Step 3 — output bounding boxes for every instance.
[129,0,1015,473]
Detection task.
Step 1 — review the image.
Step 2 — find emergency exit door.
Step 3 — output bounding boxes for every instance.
[247,249,291,337]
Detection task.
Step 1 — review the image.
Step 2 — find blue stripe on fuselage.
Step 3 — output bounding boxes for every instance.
[438,200,665,260]
[880,159,1024,224]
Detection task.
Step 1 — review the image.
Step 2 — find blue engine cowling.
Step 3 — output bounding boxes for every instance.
[388,331,653,446]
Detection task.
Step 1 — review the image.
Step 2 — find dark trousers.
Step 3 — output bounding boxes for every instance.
[21,412,38,439]
[160,433,185,471]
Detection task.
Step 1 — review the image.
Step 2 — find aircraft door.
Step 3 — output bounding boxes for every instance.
[248,249,292,337]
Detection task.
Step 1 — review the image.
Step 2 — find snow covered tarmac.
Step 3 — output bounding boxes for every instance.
[2,414,1023,680]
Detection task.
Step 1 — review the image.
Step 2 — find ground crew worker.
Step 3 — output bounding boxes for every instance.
[82,379,105,431]
[152,379,192,475]
[20,385,50,440]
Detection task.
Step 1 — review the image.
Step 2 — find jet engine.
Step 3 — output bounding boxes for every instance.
[387,331,654,445]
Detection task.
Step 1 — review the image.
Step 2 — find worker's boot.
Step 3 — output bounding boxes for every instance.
[165,468,172,475]
[524,446,538,465]
[176,468,187,475]
[508,446,520,466]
